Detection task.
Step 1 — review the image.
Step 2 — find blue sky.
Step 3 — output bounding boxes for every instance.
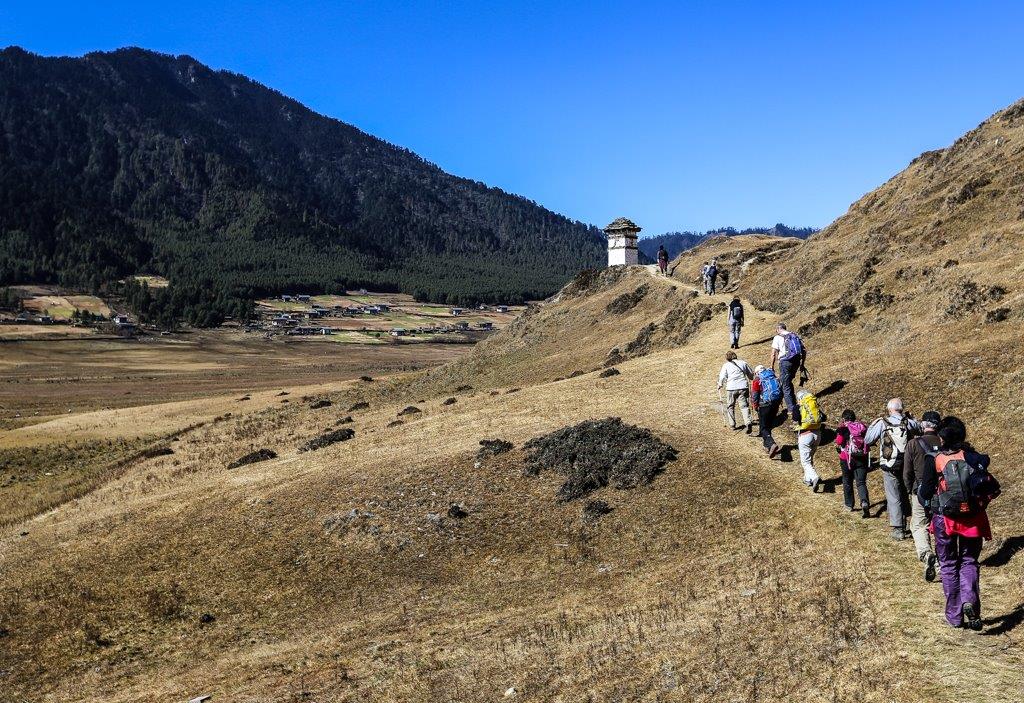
[3,1,1024,235]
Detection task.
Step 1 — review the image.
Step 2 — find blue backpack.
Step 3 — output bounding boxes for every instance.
[782,332,804,361]
[758,369,782,404]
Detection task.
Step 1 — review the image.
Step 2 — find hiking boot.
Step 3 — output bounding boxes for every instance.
[923,553,937,583]
[745,424,753,435]
[890,527,906,541]
[861,504,870,519]
[768,444,781,460]
[963,603,983,631]
[811,477,821,493]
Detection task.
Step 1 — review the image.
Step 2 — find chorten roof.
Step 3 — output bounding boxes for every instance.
[604,217,641,233]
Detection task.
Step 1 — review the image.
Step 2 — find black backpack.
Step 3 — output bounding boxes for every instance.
[932,452,1001,517]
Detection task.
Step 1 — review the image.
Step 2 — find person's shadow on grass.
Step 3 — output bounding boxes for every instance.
[983,603,1024,636]
[981,535,1024,567]
[815,379,848,399]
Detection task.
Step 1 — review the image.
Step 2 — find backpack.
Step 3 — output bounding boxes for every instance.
[845,421,867,458]
[781,332,804,361]
[730,302,744,324]
[798,393,823,429]
[707,264,717,277]
[932,451,1001,517]
[878,417,910,470]
[758,369,781,404]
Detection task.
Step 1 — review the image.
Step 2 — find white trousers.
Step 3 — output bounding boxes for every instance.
[798,431,820,484]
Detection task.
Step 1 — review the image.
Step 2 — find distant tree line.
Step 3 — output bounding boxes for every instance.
[639,224,818,260]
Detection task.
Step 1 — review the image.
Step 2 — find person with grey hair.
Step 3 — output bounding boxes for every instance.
[904,410,942,581]
[866,398,921,540]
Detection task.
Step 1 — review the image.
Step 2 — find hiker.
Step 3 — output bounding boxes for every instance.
[904,410,942,581]
[795,389,823,491]
[769,322,805,421]
[717,350,753,434]
[727,297,744,349]
[865,398,920,540]
[657,245,669,274]
[707,259,719,294]
[834,409,870,518]
[918,416,1000,630]
[700,262,710,293]
[751,364,782,458]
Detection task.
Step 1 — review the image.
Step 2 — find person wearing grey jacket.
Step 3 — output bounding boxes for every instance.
[866,398,920,541]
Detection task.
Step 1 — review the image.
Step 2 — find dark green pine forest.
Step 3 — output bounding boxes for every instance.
[0,47,605,323]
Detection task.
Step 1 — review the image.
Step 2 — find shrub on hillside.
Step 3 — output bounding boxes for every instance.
[477,439,514,460]
[299,429,355,452]
[227,448,277,469]
[523,417,677,502]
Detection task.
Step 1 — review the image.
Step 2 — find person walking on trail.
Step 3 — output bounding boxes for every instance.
[904,410,942,582]
[751,364,782,459]
[865,398,920,541]
[727,297,744,349]
[769,323,805,422]
[717,351,754,434]
[918,416,1000,630]
[707,259,719,294]
[834,409,871,518]
[795,389,824,491]
[700,262,710,293]
[657,245,669,275]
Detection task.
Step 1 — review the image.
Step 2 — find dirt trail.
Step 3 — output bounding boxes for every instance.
[639,267,1024,700]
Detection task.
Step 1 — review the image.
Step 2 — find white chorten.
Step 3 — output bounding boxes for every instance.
[604,217,641,267]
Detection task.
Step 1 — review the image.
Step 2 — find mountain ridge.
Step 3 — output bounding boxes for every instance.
[0,46,605,315]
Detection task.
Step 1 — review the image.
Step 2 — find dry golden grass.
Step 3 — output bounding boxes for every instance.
[3,265,1020,702]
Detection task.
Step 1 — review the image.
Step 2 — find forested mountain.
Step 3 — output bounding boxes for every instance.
[0,47,604,321]
[639,224,817,260]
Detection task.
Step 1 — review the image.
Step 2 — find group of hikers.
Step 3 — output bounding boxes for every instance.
[716,300,1001,632]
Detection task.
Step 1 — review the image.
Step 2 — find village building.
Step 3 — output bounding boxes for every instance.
[605,217,641,267]
[496,305,509,313]
[390,328,407,337]
[450,307,464,316]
